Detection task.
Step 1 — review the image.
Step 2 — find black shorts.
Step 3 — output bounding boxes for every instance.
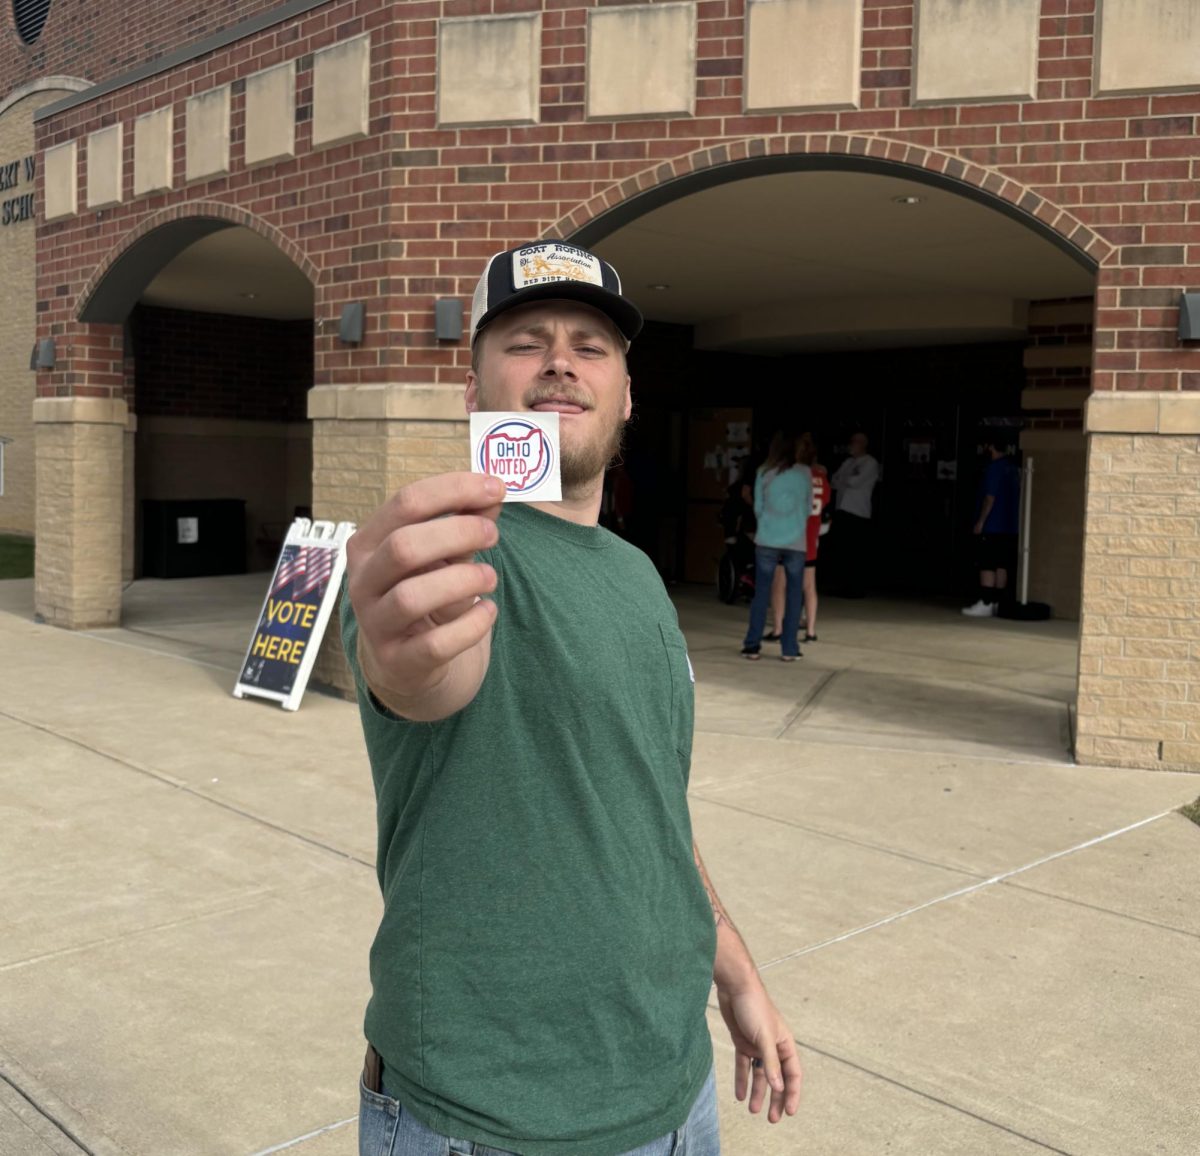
[977,533,1017,573]
[805,557,817,569]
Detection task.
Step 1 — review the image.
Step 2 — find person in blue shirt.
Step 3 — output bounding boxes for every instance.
[963,439,1022,618]
[742,432,812,660]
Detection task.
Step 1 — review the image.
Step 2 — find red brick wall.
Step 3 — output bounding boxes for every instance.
[2,0,279,93]
[31,0,1200,407]
[1025,296,1093,431]
[132,305,311,422]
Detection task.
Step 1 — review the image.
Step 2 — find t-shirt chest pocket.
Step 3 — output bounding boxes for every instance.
[658,622,695,766]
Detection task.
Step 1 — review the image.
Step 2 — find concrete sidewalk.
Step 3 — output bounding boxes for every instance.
[1,577,1197,1155]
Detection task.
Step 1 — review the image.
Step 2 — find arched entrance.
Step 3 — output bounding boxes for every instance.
[69,210,316,633]
[554,144,1101,760]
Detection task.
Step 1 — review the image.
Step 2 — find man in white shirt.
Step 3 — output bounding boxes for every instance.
[830,432,879,599]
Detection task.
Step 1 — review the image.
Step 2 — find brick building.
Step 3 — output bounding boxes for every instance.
[4,0,1200,771]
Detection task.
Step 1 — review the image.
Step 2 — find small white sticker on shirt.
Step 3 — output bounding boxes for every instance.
[686,654,695,683]
[470,411,562,503]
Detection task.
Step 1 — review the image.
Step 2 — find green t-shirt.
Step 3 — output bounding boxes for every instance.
[340,502,716,1156]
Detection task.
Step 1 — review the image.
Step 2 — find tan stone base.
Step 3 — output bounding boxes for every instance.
[1076,414,1200,772]
[33,398,129,629]
[307,384,469,696]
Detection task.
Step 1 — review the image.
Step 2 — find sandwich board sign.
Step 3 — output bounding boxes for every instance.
[233,518,355,711]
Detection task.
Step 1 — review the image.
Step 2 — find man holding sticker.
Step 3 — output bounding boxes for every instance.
[342,242,802,1156]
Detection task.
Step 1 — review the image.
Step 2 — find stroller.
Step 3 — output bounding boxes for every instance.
[717,482,756,604]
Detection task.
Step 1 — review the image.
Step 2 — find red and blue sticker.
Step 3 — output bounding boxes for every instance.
[470,412,562,502]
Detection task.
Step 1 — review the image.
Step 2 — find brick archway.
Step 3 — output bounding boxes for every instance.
[76,200,321,324]
[545,133,1113,273]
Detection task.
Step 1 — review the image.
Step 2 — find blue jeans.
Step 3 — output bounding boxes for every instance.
[358,1067,719,1156]
[743,546,805,657]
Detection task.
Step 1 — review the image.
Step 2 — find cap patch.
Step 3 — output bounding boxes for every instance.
[512,243,604,290]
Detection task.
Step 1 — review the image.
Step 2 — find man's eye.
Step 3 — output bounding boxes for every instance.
[577,345,606,356]
[509,343,541,352]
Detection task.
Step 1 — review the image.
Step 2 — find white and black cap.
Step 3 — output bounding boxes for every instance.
[470,242,644,346]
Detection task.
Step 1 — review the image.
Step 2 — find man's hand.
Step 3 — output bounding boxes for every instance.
[717,977,803,1124]
[345,472,505,720]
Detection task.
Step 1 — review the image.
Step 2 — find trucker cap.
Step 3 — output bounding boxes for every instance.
[469,242,644,346]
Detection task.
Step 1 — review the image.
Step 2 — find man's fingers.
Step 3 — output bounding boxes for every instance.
[353,515,500,602]
[747,1061,769,1114]
[361,562,497,643]
[734,1053,751,1102]
[354,473,504,552]
[780,1038,804,1117]
[374,598,497,683]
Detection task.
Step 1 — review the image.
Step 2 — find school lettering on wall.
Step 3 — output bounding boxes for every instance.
[1,155,36,228]
[233,518,355,711]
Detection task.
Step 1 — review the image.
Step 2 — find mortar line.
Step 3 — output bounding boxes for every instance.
[246,1115,357,1156]
[759,809,1175,970]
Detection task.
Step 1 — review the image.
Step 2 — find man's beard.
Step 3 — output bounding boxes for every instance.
[561,412,627,491]
[476,382,628,493]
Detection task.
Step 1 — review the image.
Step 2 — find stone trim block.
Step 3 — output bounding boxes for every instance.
[437,14,541,127]
[745,0,861,113]
[1096,0,1200,96]
[914,0,1039,104]
[86,123,123,209]
[313,34,371,148]
[308,383,467,422]
[32,397,129,425]
[43,140,77,221]
[1087,392,1200,435]
[133,106,174,196]
[185,86,231,182]
[245,62,297,167]
[587,3,696,120]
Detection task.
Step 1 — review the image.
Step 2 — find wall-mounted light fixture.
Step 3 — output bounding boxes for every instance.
[1179,292,1200,341]
[434,298,463,342]
[339,302,365,345]
[34,338,56,370]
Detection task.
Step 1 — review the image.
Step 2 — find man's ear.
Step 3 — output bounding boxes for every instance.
[465,371,479,414]
[622,374,632,421]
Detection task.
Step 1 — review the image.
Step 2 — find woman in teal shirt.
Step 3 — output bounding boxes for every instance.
[742,432,812,661]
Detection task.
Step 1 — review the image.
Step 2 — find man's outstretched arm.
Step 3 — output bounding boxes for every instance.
[693,842,803,1124]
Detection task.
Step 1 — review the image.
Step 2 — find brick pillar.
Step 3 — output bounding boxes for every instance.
[1076,392,1200,772]
[306,383,470,697]
[32,398,128,628]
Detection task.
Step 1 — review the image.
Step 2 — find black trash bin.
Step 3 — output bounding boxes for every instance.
[142,499,247,578]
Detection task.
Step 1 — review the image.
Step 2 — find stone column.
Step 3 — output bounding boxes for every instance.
[1076,392,1200,772]
[122,414,137,584]
[33,397,128,628]
[306,383,469,696]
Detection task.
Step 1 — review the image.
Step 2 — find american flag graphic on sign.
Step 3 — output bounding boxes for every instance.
[295,546,335,598]
[272,545,308,594]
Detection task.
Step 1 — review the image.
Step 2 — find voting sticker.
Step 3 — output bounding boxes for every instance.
[470,411,562,502]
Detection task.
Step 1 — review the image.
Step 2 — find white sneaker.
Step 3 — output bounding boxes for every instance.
[961,600,997,618]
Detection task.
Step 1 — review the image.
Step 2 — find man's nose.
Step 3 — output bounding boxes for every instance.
[541,343,578,379]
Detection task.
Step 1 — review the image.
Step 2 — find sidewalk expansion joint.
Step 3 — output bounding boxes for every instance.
[245,1114,358,1156]
[791,1039,1078,1156]
[758,810,1175,971]
[0,707,374,871]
